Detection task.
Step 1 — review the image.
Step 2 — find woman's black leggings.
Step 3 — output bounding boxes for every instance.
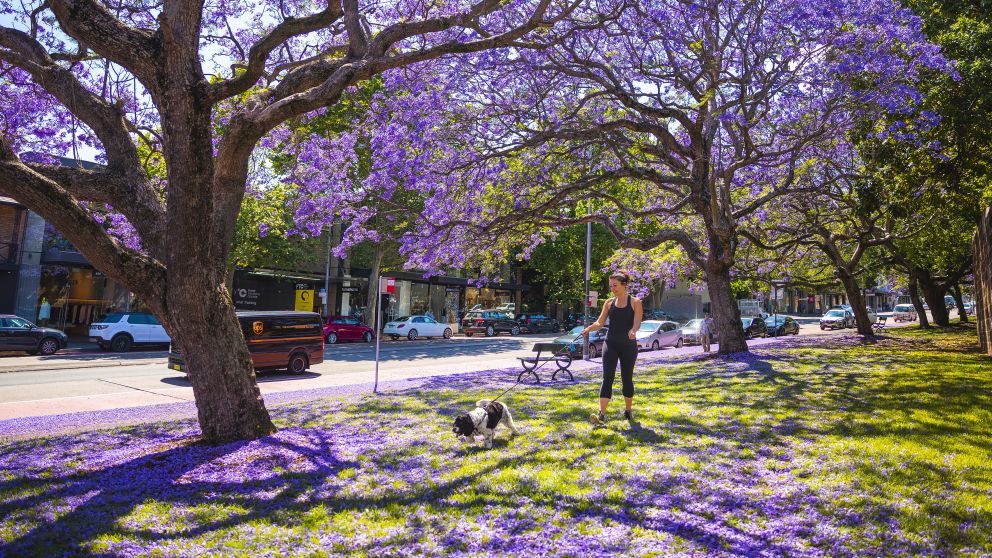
[600,341,638,399]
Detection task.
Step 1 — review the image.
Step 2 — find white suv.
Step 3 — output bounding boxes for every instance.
[863,307,878,325]
[89,312,171,352]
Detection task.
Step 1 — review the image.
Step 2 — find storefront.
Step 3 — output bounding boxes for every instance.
[34,264,140,335]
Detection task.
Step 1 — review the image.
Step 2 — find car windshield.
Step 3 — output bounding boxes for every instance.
[765,316,784,324]
[825,310,845,317]
[741,318,752,326]
[638,322,659,332]
[896,305,912,311]
[683,319,702,329]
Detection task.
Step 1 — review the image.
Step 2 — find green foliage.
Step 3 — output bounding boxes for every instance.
[229,184,324,270]
[522,223,618,306]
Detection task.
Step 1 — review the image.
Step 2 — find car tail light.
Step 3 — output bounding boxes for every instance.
[476,319,485,326]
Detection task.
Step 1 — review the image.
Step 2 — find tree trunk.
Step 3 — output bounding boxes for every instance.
[705,264,748,354]
[167,278,276,443]
[838,270,873,335]
[908,272,931,329]
[952,284,968,323]
[366,245,384,328]
[975,210,991,355]
[916,271,950,326]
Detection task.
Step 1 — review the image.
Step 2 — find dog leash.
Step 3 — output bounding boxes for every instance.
[489,334,586,404]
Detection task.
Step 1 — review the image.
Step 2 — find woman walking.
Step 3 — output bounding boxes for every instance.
[582,271,643,425]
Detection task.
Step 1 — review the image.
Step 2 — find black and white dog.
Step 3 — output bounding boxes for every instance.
[451,399,521,449]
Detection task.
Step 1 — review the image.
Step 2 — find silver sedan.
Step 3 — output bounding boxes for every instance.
[635,320,684,350]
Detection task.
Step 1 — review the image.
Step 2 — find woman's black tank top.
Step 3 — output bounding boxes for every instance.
[607,296,635,345]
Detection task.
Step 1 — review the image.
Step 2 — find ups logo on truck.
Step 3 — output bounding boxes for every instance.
[252,321,264,335]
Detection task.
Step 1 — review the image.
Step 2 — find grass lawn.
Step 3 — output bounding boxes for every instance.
[1,325,990,557]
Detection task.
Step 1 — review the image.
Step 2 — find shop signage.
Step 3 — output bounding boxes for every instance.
[588,290,598,307]
[295,288,314,311]
[380,277,396,294]
[807,295,815,303]
[234,287,262,307]
[341,286,361,294]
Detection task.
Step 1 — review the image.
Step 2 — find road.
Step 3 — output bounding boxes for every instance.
[0,313,917,420]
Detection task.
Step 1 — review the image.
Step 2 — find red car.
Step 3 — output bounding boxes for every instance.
[323,316,375,344]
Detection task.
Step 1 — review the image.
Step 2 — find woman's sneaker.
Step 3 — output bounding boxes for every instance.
[623,409,634,421]
[589,411,606,426]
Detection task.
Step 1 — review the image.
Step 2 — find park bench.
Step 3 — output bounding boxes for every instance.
[517,342,575,383]
[873,316,887,333]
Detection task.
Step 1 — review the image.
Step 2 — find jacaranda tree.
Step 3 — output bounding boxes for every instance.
[287,0,952,353]
[0,0,574,442]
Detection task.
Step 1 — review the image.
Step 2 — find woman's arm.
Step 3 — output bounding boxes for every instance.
[581,299,612,335]
[629,297,643,340]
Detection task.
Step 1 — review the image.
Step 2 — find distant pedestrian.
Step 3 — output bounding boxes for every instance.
[582,271,643,426]
[37,298,51,327]
[700,312,715,353]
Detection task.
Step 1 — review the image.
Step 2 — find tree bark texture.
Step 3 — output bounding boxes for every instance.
[951,284,968,323]
[705,263,748,354]
[916,270,950,327]
[837,270,874,336]
[366,245,384,328]
[908,272,931,329]
[975,208,991,355]
[168,285,276,442]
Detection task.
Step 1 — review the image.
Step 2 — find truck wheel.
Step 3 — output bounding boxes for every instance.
[287,352,308,374]
[485,325,495,337]
[510,326,520,336]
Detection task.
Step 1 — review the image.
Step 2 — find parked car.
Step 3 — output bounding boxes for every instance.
[89,312,171,352]
[635,320,683,350]
[552,326,608,358]
[462,311,519,337]
[944,295,956,310]
[564,313,591,329]
[169,311,323,374]
[892,304,917,322]
[963,301,975,315]
[741,317,768,339]
[495,303,516,318]
[645,309,671,321]
[384,315,454,341]
[680,319,717,345]
[764,315,799,336]
[323,315,375,344]
[861,307,879,325]
[820,308,853,330]
[516,314,560,333]
[0,314,68,355]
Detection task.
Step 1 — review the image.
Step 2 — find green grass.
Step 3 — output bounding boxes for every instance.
[1,324,990,556]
